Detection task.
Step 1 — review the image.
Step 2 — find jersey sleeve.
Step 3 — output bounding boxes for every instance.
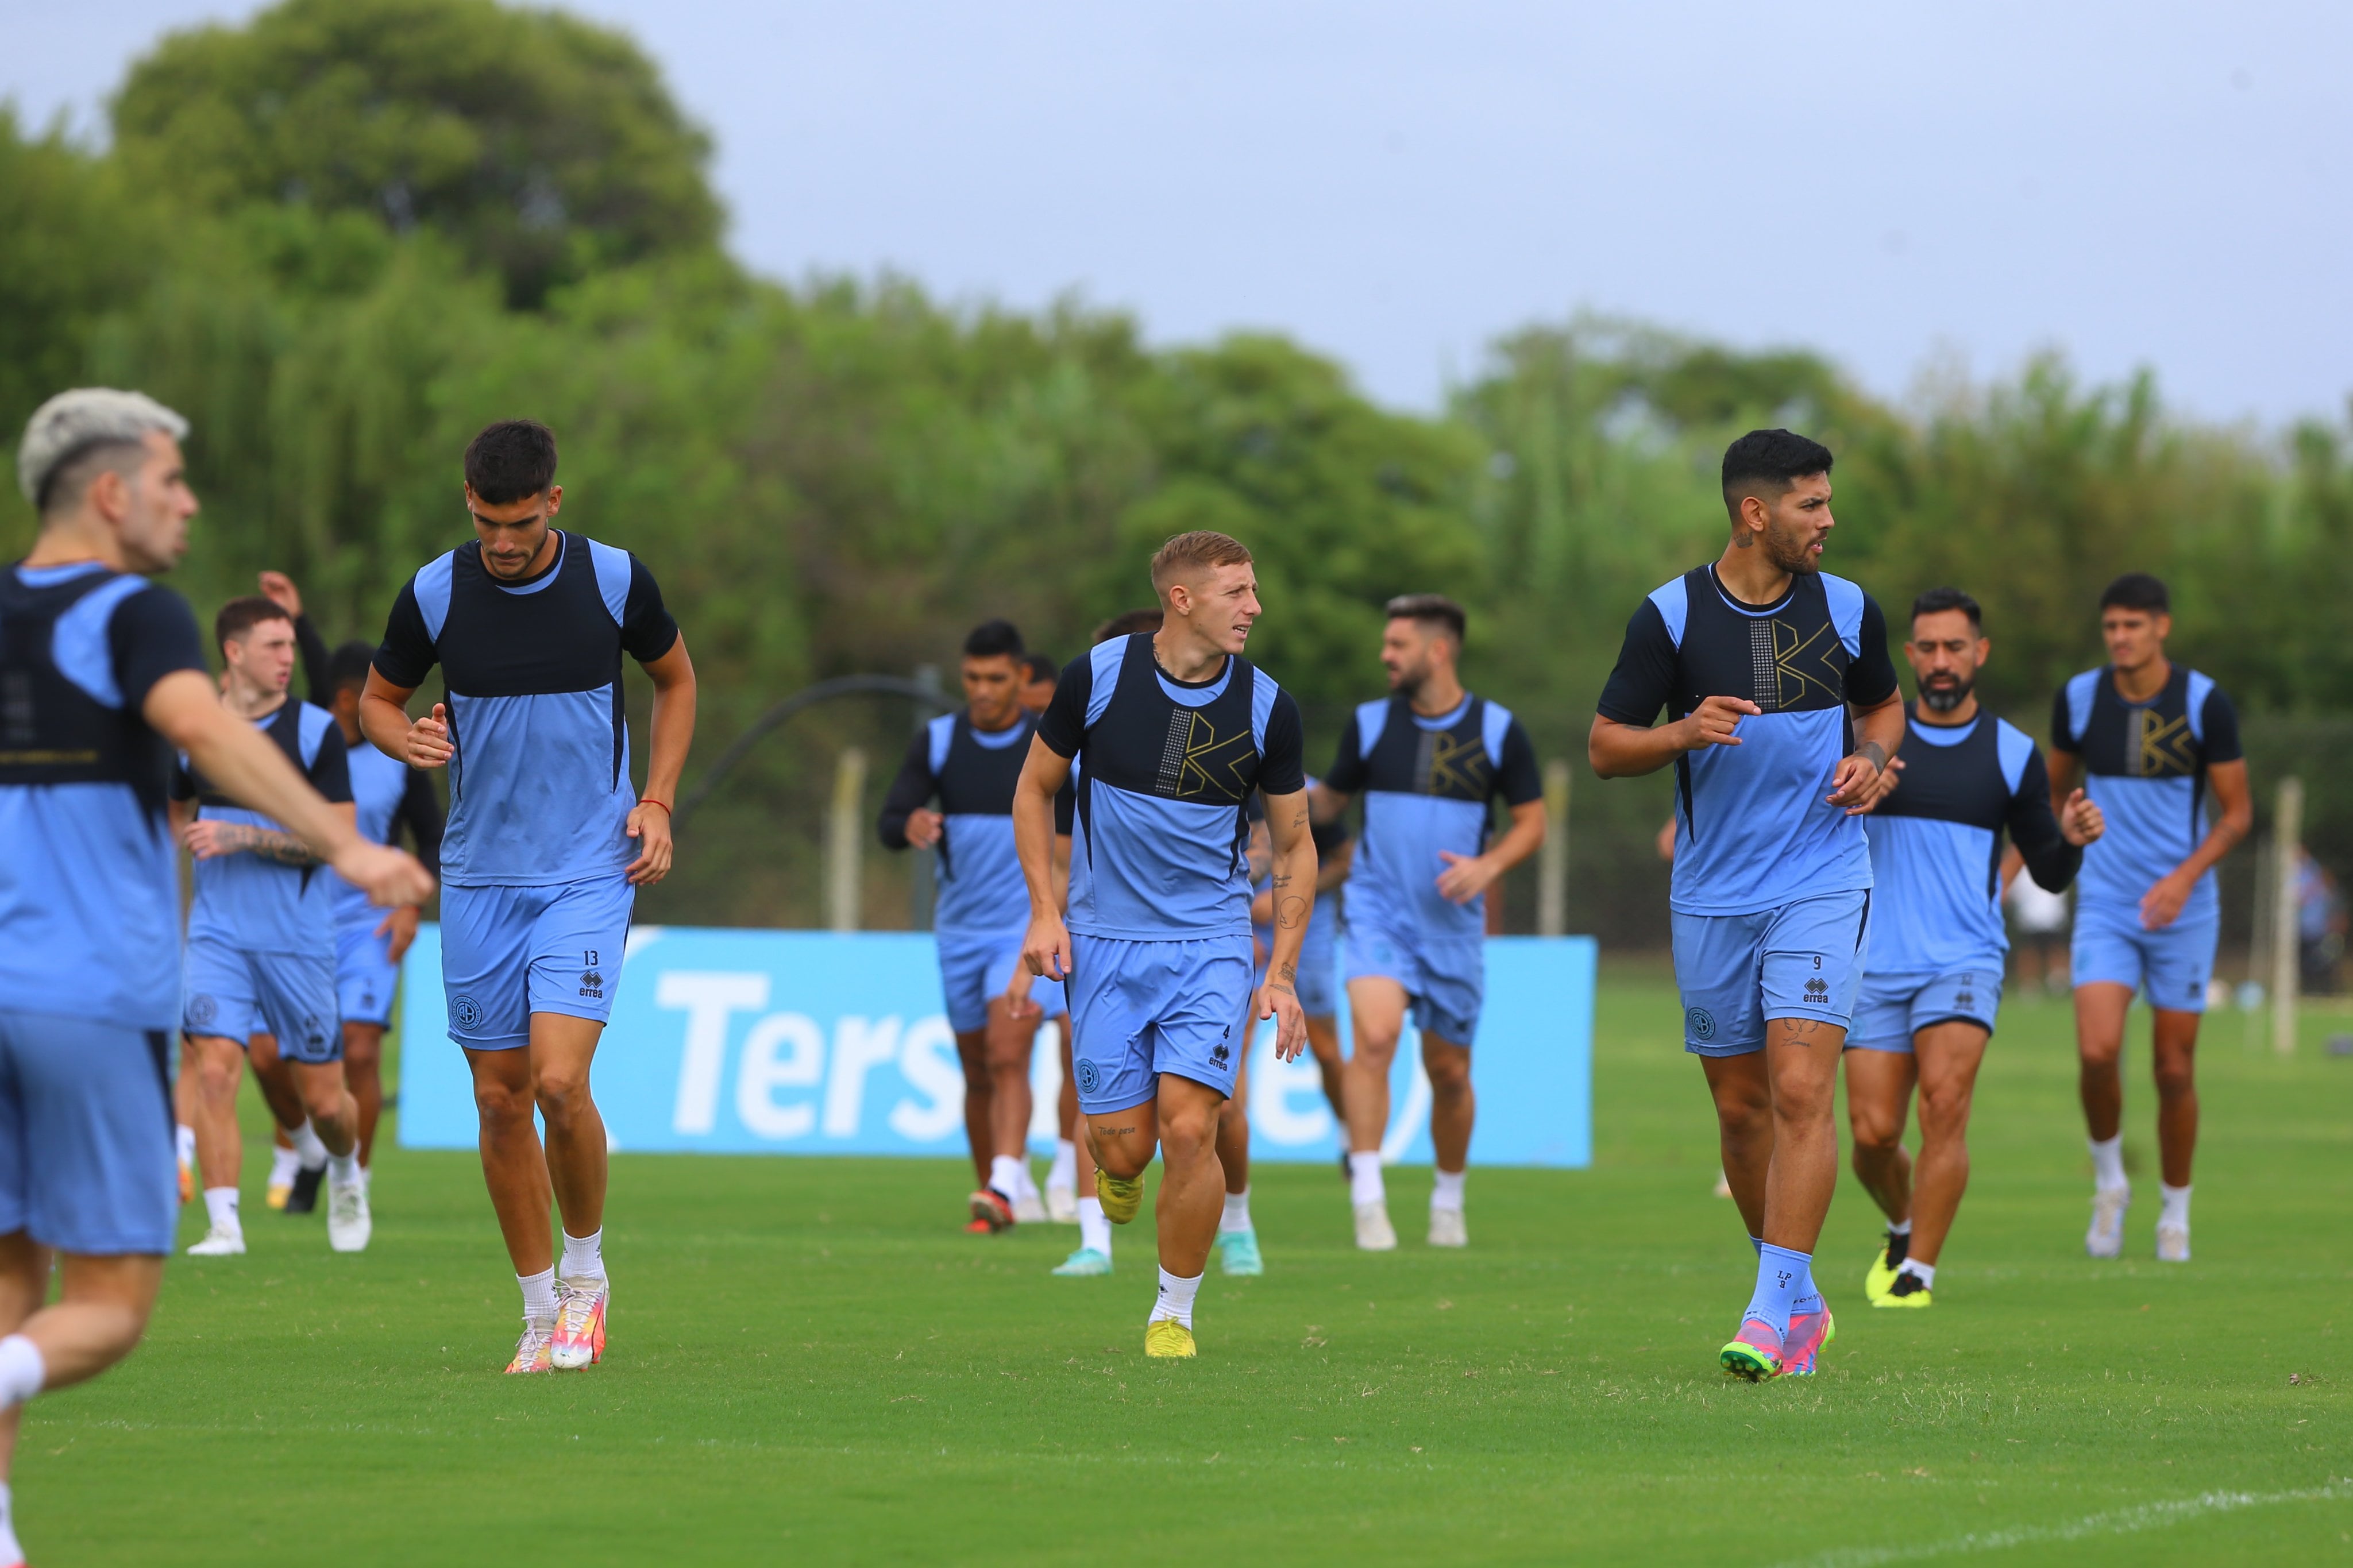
[1322,713,1368,794]
[395,766,446,868]
[2199,683,2243,764]
[2005,746,2082,894]
[106,584,209,713]
[372,580,438,689]
[2047,684,2080,755]
[308,723,353,805]
[1257,690,1307,796]
[1494,717,1545,807]
[621,554,682,665]
[1845,593,1899,708]
[875,727,938,850]
[1036,655,1092,757]
[1596,599,1679,725]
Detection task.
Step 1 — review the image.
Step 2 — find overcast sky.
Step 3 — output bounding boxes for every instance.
[9,1,2348,424]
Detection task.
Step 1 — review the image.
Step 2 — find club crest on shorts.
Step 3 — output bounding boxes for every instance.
[187,993,218,1028]
[1687,1007,1715,1041]
[451,994,484,1030]
[1073,1057,1102,1095]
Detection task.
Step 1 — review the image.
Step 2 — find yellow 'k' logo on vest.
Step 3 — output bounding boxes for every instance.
[1770,620,1843,708]
[2135,710,2197,777]
[1169,710,1256,799]
[1426,731,1491,797]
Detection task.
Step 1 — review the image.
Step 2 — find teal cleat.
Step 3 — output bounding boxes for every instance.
[1216,1227,1264,1276]
[1052,1246,1112,1277]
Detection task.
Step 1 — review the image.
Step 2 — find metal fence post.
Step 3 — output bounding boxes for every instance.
[2272,775,2304,1056]
[1539,758,1571,938]
[828,746,869,933]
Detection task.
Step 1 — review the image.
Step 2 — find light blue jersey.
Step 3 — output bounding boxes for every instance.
[2051,665,2241,926]
[174,700,350,958]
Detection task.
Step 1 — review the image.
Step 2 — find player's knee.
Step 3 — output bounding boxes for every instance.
[1918,1086,1973,1138]
[195,1048,241,1099]
[2151,1056,2197,1098]
[1158,1104,1218,1158]
[472,1075,534,1129]
[1847,1111,1902,1155]
[532,1068,592,1122]
[1424,1055,1471,1098]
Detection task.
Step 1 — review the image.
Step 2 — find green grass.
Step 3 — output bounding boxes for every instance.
[21,975,2353,1565]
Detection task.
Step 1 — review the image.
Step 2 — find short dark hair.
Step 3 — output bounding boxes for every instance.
[328,639,378,696]
[2099,572,2170,614]
[1021,653,1058,686]
[1910,586,1982,630]
[1721,428,1834,520]
[963,619,1025,660]
[214,595,290,654]
[464,419,559,505]
[1384,593,1467,644]
[1093,608,1163,644]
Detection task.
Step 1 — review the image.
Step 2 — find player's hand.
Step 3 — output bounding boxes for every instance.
[256,571,303,617]
[333,840,435,908]
[405,703,454,769]
[1434,849,1500,904]
[1826,745,1889,813]
[2140,868,2194,931]
[1259,979,1307,1061]
[1678,696,1759,752]
[1024,911,1073,982]
[2059,788,2104,847]
[181,818,238,859]
[375,902,422,963]
[903,807,944,849]
[1001,964,1042,1022]
[1846,755,1904,814]
[624,799,674,886]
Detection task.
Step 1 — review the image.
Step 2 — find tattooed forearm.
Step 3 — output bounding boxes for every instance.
[1275,895,1307,930]
[229,824,323,866]
[1854,740,1887,772]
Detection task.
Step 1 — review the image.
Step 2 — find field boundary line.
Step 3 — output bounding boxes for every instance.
[1777,1479,2352,1566]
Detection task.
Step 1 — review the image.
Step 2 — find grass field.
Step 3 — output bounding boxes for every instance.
[19,972,2353,1565]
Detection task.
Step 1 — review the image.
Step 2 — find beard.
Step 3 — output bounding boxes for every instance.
[1920,675,1973,713]
[1762,522,1820,576]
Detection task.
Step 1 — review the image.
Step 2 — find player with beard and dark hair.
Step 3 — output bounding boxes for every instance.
[1843,589,2103,1307]
[1591,428,1904,1380]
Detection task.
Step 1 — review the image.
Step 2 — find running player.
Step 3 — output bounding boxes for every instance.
[173,596,373,1255]
[879,619,1062,1231]
[1015,533,1313,1356]
[1311,595,1545,1251]
[361,418,696,1373]
[2,389,430,1566]
[1589,428,1904,1380]
[2047,573,2249,1262]
[1844,588,2103,1307]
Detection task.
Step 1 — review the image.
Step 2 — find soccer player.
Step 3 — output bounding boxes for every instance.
[361,418,696,1374]
[1310,594,1545,1252]
[2046,573,2249,1262]
[1254,794,1355,1135]
[2,389,430,1565]
[1015,648,1083,1222]
[1015,532,1314,1357]
[173,596,374,1255]
[1843,588,2103,1307]
[879,619,1063,1231]
[1589,428,1904,1380]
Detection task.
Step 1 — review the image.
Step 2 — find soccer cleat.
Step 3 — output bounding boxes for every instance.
[2155,1222,2190,1263]
[286,1164,325,1215]
[1144,1318,1197,1358]
[326,1175,372,1252]
[963,1217,992,1235]
[1428,1207,1468,1249]
[265,1181,292,1211]
[1877,1272,1932,1308]
[1216,1227,1264,1276]
[1046,1183,1079,1224]
[178,1157,194,1205]
[1096,1171,1144,1225]
[1354,1200,1397,1252]
[1719,1319,1784,1381]
[550,1277,608,1370]
[505,1319,556,1374]
[2086,1185,2130,1258]
[1012,1188,1049,1225]
[1052,1246,1112,1277]
[1778,1307,1837,1376]
[187,1226,245,1257]
[1864,1244,1899,1304]
[970,1188,1016,1234]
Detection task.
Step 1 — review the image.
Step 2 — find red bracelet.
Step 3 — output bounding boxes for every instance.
[639,798,672,815]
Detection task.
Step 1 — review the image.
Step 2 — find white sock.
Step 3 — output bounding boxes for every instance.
[291,1119,329,1169]
[328,1147,361,1186]
[1048,1140,1078,1191]
[1348,1151,1386,1206]
[176,1123,196,1169]
[989,1155,1024,1200]
[1897,1258,1937,1288]
[560,1229,605,1284]
[267,1145,301,1188]
[1220,1188,1252,1234]
[203,1187,241,1235]
[1431,1168,1467,1212]
[0,1478,18,1566]
[2089,1134,2127,1191]
[1078,1196,1111,1257]
[519,1267,558,1323]
[2159,1183,2191,1229]
[0,1335,46,1408]
[1888,1216,1912,1237]
[1150,1266,1203,1328]
[1015,1158,1040,1201]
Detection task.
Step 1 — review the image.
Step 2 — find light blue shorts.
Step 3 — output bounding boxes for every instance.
[1066,932,1255,1113]
[335,918,399,1028]
[935,929,1064,1034]
[1672,889,1873,1056]
[1252,896,1340,1018]
[1848,966,2003,1053]
[0,1010,175,1255]
[182,936,341,1063]
[442,875,635,1049]
[1345,920,1484,1045]
[2072,905,2218,1014]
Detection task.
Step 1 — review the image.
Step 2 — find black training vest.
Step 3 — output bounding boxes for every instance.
[435,538,630,790]
[1870,703,2011,895]
[0,566,172,821]
[1075,634,1268,876]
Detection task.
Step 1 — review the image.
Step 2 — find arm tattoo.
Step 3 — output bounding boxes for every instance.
[228,823,324,867]
[1275,895,1307,930]
[1855,740,1887,772]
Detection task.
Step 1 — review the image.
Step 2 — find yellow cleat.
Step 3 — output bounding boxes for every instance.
[265,1183,292,1211]
[1144,1318,1197,1358]
[1096,1171,1144,1225]
[1864,1243,1897,1304]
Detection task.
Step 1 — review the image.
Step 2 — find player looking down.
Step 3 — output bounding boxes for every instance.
[2047,573,2248,1263]
[1015,532,1314,1357]
[1844,589,2103,1307]
[362,418,696,1374]
[1590,428,1904,1381]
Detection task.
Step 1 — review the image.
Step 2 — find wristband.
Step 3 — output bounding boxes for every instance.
[638,798,672,815]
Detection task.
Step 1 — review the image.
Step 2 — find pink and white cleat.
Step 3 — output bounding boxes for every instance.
[550,1276,608,1370]
[1777,1307,1837,1377]
[505,1318,555,1374]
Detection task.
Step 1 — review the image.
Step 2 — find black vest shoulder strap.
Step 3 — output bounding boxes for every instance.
[0,566,171,814]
